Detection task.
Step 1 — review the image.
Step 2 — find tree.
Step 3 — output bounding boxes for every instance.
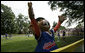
[16,13,30,34]
[1,4,17,34]
[76,22,84,28]
[1,4,30,34]
[22,16,30,34]
[48,1,84,26]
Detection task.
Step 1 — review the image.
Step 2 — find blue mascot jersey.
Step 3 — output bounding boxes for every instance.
[35,29,58,52]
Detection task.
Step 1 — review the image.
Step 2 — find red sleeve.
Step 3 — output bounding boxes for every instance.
[53,21,61,32]
[31,19,40,37]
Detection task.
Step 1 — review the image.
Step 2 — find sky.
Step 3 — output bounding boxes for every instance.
[1,1,78,29]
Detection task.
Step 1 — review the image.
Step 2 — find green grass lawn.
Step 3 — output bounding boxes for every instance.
[1,35,83,52]
[1,35,37,52]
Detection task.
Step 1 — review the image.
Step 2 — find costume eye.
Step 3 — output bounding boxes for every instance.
[43,23,47,25]
[43,20,49,26]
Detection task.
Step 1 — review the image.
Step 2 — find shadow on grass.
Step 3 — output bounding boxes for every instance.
[55,36,83,48]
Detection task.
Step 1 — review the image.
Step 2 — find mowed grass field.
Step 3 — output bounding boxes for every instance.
[1,34,83,52]
[1,35,37,52]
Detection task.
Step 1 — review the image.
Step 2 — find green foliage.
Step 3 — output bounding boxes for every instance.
[48,1,84,27]
[1,4,17,34]
[15,14,30,34]
[1,4,30,34]
[76,22,84,28]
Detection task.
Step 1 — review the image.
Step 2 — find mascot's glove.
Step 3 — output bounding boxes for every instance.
[58,16,67,23]
[28,2,32,7]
